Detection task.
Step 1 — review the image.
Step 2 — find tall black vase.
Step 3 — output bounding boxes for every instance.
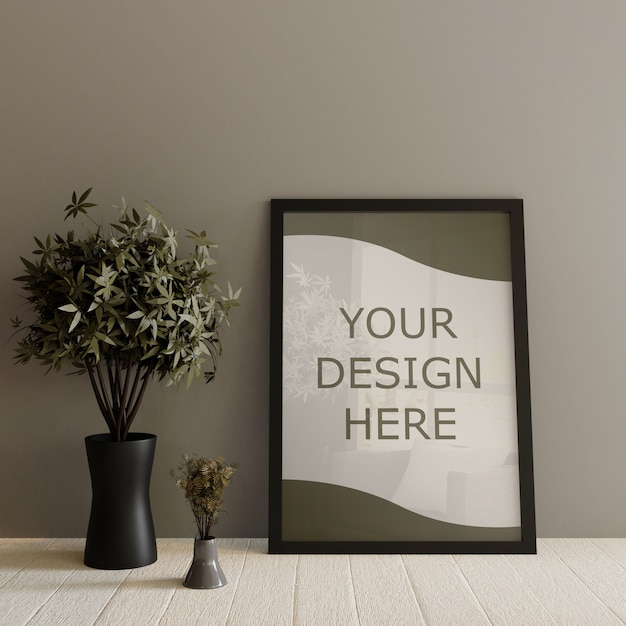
[84,432,158,569]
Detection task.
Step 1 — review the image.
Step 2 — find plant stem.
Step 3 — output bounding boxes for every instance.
[107,359,119,418]
[114,352,124,413]
[195,514,212,540]
[116,357,134,435]
[85,359,116,435]
[122,367,151,440]
[126,361,143,414]
[93,360,114,428]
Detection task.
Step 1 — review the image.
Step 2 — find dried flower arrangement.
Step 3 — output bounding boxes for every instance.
[172,454,237,540]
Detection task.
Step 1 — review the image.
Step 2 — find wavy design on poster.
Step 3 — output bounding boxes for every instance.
[282,480,521,542]
[283,211,512,281]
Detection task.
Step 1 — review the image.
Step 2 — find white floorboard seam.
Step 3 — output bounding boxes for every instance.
[591,538,626,571]
[292,553,300,626]
[24,569,75,625]
[222,537,250,626]
[591,538,626,624]
[450,555,495,625]
[0,539,55,590]
[89,571,133,626]
[154,588,177,624]
[502,554,560,624]
[546,539,625,624]
[27,577,73,625]
[347,555,362,626]
[399,555,427,625]
[1,566,26,591]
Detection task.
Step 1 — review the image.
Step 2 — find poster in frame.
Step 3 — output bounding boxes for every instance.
[269,199,535,554]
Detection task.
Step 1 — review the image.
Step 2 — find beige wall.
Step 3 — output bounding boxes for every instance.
[1,0,625,538]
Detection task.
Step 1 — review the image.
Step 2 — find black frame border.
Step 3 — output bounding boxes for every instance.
[269,199,536,554]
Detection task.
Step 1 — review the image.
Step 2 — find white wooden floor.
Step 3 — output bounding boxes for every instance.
[1,538,625,625]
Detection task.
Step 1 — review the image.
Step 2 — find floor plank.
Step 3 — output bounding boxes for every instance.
[503,540,623,625]
[28,539,131,626]
[592,537,626,569]
[293,554,359,626]
[544,538,626,623]
[0,539,84,626]
[224,539,297,626]
[402,554,491,625]
[0,539,54,588]
[454,553,556,625]
[93,539,191,625]
[349,554,425,626]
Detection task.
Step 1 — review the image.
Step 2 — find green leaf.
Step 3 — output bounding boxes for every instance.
[137,317,151,334]
[228,283,242,300]
[141,345,161,360]
[94,331,116,346]
[78,187,93,204]
[68,311,82,332]
[143,201,162,219]
[20,257,39,273]
[89,336,100,359]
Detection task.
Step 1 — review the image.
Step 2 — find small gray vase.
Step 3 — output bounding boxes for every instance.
[183,537,227,589]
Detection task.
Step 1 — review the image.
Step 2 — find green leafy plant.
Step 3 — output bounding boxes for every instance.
[171,454,237,540]
[11,188,241,441]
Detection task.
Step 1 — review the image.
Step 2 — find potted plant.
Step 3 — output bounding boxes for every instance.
[172,454,237,588]
[11,188,240,569]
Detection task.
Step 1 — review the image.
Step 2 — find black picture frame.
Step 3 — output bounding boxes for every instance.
[269,199,535,554]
